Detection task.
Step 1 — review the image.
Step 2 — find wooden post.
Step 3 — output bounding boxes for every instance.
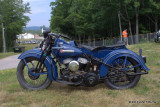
[103,38,104,46]
[2,23,6,53]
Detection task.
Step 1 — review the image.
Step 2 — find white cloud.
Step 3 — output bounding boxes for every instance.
[23,0,53,26]
[24,0,51,15]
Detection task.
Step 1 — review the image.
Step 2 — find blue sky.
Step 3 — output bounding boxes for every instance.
[24,0,54,27]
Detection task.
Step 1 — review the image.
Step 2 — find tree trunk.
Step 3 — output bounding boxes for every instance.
[78,35,81,45]
[129,20,133,44]
[118,11,122,41]
[124,5,133,44]
[88,35,91,46]
[83,35,85,44]
[135,8,139,44]
[155,18,158,32]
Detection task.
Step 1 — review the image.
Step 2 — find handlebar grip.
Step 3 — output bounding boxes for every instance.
[49,33,60,37]
[60,35,72,40]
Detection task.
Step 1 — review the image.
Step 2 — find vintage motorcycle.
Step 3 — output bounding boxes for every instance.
[154,30,160,43]
[17,28,149,90]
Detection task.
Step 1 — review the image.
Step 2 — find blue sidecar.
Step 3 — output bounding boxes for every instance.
[17,29,149,90]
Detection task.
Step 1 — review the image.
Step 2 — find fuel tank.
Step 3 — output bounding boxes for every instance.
[53,38,83,57]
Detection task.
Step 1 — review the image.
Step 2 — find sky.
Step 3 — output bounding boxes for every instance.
[24,0,54,27]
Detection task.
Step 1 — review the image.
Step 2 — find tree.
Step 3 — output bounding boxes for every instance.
[0,0,30,52]
[142,0,160,32]
[50,0,160,44]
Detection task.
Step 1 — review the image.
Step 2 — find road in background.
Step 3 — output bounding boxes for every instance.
[0,54,20,71]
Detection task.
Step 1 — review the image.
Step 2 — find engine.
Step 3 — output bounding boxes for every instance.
[63,57,88,72]
[62,57,99,87]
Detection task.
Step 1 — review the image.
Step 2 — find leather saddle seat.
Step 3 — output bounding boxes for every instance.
[80,43,125,52]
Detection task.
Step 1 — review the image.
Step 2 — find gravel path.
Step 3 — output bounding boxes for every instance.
[0,54,20,71]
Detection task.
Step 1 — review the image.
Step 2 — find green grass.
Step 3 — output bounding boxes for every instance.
[0,42,160,107]
[0,44,38,59]
[0,52,19,59]
[20,44,38,51]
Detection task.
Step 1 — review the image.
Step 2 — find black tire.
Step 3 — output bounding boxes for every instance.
[17,57,52,90]
[104,57,141,90]
[154,39,158,43]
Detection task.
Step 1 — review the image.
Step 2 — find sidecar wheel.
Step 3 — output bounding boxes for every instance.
[154,39,158,43]
[104,57,141,90]
[17,57,52,90]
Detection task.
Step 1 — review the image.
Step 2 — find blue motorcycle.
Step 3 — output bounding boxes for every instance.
[17,28,149,90]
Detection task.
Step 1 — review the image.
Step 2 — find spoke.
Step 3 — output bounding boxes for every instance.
[125,64,140,71]
[25,75,29,79]
[108,57,139,86]
[22,59,48,87]
[30,62,35,68]
[123,56,127,71]
[114,59,119,65]
[36,80,39,84]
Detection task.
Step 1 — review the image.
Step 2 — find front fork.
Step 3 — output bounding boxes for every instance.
[23,53,48,77]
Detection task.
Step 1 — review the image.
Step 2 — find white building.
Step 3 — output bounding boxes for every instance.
[17,33,34,39]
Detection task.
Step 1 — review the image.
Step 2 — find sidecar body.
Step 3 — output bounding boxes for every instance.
[79,43,149,77]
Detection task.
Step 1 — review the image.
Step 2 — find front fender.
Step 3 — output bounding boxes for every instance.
[99,49,150,77]
[18,49,58,81]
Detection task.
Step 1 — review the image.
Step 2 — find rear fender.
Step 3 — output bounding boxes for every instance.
[99,49,150,77]
[18,49,58,81]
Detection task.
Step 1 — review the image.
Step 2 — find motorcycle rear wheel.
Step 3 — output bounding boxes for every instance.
[17,57,52,90]
[104,57,141,90]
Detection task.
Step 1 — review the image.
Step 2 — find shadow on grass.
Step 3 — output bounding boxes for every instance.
[48,81,108,93]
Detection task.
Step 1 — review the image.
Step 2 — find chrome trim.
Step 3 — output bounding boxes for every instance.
[61,50,75,53]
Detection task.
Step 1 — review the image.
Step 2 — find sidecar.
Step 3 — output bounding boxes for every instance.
[79,43,149,77]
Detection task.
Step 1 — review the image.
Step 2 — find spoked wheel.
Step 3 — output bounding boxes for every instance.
[104,57,141,90]
[17,57,52,90]
[155,39,158,43]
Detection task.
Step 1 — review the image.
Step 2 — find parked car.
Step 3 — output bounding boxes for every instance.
[31,40,36,44]
[24,41,31,44]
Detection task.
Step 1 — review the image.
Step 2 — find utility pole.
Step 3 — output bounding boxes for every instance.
[2,23,6,53]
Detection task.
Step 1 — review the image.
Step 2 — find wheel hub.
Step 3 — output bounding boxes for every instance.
[28,68,40,80]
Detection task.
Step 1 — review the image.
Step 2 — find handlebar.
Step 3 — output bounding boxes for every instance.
[48,33,72,40]
[61,35,72,40]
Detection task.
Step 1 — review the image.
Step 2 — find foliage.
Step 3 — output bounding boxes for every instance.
[0,0,30,52]
[50,0,160,43]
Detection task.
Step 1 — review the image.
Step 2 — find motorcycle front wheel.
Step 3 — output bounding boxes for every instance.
[17,57,52,90]
[104,57,141,90]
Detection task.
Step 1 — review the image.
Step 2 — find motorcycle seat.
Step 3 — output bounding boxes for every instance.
[80,43,125,52]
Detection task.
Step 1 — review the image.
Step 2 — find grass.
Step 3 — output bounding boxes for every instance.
[0,44,38,59]
[0,52,19,59]
[0,42,160,107]
[19,44,38,51]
